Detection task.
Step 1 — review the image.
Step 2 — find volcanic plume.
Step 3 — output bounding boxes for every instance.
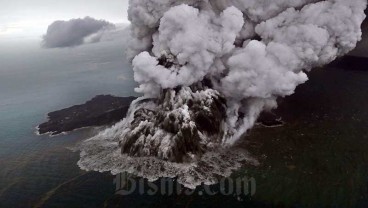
[78,0,367,188]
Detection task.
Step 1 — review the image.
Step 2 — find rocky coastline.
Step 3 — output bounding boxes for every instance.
[37,95,136,136]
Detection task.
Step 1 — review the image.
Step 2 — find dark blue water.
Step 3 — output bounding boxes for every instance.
[0,38,138,207]
[1,37,368,207]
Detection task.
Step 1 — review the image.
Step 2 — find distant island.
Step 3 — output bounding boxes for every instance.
[37,95,136,136]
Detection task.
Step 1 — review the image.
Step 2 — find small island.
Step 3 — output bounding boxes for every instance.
[37,94,286,136]
[36,54,366,137]
[37,95,136,136]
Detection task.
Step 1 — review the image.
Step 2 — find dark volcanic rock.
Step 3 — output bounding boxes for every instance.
[120,83,227,163]
[38,95,136,136]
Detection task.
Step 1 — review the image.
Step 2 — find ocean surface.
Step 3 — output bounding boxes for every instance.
[0,37,368,207]
[0,38,138,207]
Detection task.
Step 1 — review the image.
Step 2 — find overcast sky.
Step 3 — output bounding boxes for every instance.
[0,0,129,39]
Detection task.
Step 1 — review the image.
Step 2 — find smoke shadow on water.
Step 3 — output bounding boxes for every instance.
[27,65,368,207]
[1,66,368,208]
[238,65,368,207]
[107,66,368,207]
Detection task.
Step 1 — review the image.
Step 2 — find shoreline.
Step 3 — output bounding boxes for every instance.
[36,95,136,136]
[35,125,99,138]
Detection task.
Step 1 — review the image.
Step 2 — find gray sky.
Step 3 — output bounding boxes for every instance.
[0,0,129,39]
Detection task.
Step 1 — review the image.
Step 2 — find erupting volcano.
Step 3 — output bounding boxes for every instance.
[78,0,367,188]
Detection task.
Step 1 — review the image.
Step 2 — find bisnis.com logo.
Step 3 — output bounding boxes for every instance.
[113,172,256,196]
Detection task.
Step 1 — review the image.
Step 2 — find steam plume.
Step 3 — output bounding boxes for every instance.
[78,0,367,188]
[43,17,115,48]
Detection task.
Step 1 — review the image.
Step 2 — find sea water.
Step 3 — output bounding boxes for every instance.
[0,38,137,207]
[1,38,368,207]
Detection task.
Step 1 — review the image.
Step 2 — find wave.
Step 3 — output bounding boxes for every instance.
[77,118,258,189]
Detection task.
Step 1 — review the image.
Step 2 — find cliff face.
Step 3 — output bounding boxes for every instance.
[38,95,136,135]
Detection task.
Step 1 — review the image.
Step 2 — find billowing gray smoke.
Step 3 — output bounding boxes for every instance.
[43,17,115,48]
[78,0,367,188]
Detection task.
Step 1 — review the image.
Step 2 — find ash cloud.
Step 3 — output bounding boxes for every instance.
[78,0,367,188]
[42,17,115,48]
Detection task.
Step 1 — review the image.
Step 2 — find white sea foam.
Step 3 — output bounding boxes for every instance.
[78,0,367,188]
[77,122,258,189]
